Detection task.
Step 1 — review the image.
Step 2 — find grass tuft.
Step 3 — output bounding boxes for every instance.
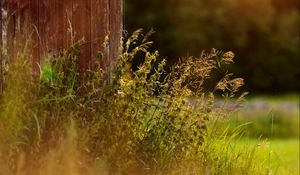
[0,30,281,174]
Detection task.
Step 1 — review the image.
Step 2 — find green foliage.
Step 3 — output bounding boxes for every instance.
[0,30,279,175]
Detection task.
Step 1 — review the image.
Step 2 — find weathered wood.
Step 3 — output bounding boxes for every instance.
[109,0,123,76]
[53,0,63,51]
[6,2,17,62]
[60,0,73,50]
[39,0,57,59]
[28,0,39,73]
[0,0,123,75]
[91,0,109,71]
[73,0,91,72]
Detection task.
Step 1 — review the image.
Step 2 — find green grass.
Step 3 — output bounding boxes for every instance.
[214,94,299,174]
[236,139,299,175]
[217,94,299,139]
[268,139,299,175]
[224,95,299,174]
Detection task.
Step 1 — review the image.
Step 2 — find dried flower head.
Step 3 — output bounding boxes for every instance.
[230,78,244,92]
[222,51,235,64]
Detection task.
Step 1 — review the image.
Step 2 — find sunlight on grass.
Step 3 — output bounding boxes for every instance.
[269,139,300,175]
[236,139,300,175]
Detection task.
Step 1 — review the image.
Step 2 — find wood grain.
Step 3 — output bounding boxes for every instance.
[1,0,122,76]
[73,0,91,71]
[109,0,123,76]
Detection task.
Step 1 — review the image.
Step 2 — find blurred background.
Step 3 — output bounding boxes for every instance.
[125,0,299,94]
[125,0,299,173]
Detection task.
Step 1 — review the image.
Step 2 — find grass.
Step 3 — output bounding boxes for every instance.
[218,95,299,175]
[268,139,299,175]
[0,30,295,174]
[217,94,299,139]
[236,139,299,175]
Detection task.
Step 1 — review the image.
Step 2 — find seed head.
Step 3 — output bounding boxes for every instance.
[222,51,235,64]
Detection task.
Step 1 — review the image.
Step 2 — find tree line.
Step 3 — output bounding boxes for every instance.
[125,0,299,93]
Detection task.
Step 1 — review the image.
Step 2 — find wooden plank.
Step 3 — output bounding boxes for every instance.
[13,0,39,74]
[38,0,49,59]
[109,0,123,77]
[16,0,29,41]
[2,0,123,78]
[57,0,73,50]
[6,1,17,62]
[72,0,91,71]
[91,0,109,71]
[28,0,39,74]
[39,0,73,60]
[54,0,66,52]
[39,0,59,60]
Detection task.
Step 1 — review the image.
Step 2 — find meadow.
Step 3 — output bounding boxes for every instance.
[233,139,299,175]
[221,95,299,175]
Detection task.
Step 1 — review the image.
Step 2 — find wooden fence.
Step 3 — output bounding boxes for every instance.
[0,0,123,87]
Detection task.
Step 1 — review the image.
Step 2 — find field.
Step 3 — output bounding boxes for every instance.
[225,95,299,175]
[268,139,299,174]
[236,139,299,175]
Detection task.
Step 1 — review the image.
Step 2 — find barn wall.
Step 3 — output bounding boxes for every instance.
[0,0,123,76]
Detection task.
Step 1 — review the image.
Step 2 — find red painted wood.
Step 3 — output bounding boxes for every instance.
[57,0,72,50]
[16,0,29,37]
[6,2,17,62]
[109,0,123,75]
[39,0,54,59]
[52,0,63,52]
[1,0,123,77]
[52,0,73,52]
[28,0,39,74]
[91,0,109,71]
[72,0,91,71]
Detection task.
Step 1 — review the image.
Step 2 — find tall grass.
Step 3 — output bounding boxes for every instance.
[0,30,278,174]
